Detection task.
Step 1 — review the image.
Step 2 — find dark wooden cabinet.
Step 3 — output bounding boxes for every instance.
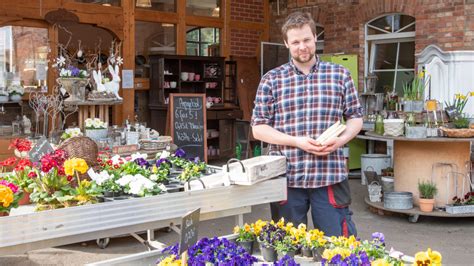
[149,54,225,108]
[148,55,241,161]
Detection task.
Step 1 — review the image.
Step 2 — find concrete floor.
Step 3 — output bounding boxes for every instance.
[1,178,473,265]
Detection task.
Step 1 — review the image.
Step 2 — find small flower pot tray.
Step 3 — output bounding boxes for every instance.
[440,127,474,138]
[224,156,287,186]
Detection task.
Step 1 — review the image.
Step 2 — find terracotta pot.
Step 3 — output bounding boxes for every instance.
[18,190,31,205]
[419,198,435,212]
[0,211,9,217]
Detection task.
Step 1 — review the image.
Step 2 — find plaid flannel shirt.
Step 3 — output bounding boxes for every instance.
[251,58,363,188]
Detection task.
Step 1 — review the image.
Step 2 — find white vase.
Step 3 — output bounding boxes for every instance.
[85,128,108,142]
[9,94,22,101]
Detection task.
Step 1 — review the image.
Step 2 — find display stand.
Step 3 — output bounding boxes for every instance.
[0,177,286,255]
[65,100,122,129]
[360,132,473,222]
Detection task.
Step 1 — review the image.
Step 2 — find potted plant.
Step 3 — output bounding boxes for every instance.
[275,235,299,259]
[257,222,286,262]
[402,71,426,113]
[84,118,108,142]
[0,180,22,216]
[418,180,438,212]
[445,192,474,214]
[7,82,24,102]
[233,223,256,254]
[3,159,35,205]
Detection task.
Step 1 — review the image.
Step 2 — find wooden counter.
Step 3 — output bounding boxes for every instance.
[364,132,473,207]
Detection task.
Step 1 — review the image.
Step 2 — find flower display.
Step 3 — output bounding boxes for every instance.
[52,54,89,79]
[445,91,474,115]
[157,237,257,265]
[452,192,474,205]
[85,118,107,129]
[9,138,32,152]
[7,83,24,96]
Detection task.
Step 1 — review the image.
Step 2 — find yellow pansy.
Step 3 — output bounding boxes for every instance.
[233,225,240,234]
[244,223,251,232]
[276,217,285,228]
[372,258,391,266]
[427,248,442,264]
[470,91,474,97]
[0,185,13,208]
[158,255,185,266]
[298,223,306,231]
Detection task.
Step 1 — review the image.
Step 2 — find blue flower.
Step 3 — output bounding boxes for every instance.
[274,255,299,266]
[156,158,170,167]
[371,232,385,243]
[175,148,186,158]
[134,157,150,168]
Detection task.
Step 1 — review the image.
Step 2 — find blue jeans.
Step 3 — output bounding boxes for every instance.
[271,185,357,237]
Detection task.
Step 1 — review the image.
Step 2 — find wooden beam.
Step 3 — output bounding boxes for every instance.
[118,0,135,124]
[263,0,270,41]
[185,15,224,28]
[176,0,186,55]
[135,9,179,24]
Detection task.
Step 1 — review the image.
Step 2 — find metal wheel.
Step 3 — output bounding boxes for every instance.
[408,214,419,223]
[96,238,110,249]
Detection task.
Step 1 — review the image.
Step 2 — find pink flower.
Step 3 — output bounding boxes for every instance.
[0,180,19,194]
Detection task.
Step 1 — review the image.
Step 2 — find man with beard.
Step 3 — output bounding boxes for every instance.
[251,11,363,237]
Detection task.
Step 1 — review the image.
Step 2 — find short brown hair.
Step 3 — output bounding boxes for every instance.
[281,11,316,41]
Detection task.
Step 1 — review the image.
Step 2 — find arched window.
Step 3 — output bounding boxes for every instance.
[186,27,220,56]
[365,14,415,95]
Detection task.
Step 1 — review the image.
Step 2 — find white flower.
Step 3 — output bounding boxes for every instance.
[65,127,83,138]
[89,170,113,186]
[127,174,156,195]
[56,56,66,67]
[157,183,167,192]
[116,57,123,66]
[149,174,158,181]
[7,84,24,95]
[131,152,148,161]
[158,150,170,159]
[60,68,71,77]
[110,155,123,165]
[85,118,107,129]
[116,174,135,187]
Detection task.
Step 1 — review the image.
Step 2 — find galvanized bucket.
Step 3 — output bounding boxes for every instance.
[384,192,413,210]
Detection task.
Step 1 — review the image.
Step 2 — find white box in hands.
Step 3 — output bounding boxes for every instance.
[225,156,287,185]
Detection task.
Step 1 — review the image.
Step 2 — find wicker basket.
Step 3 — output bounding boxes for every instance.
[139,136,172,150]
[58,136,99,168]
[440,127,474,138]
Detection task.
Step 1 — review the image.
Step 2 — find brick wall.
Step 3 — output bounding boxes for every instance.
[230,0,264,57]
[230,28,261,57]
[231,0,265,23]
[269,0,474,90]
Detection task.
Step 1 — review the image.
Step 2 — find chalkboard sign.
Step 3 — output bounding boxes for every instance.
[170,93,207,162]
[179,208,200,255]
[28,136,54,162]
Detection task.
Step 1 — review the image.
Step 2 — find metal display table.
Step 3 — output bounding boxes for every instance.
[0,178,287,255]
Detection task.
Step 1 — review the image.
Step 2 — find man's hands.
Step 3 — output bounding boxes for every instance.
[294,136,344,156]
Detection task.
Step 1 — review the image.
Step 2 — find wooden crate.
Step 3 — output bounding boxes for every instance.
[224,156,287,185]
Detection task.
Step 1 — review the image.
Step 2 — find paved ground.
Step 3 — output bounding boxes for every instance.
[1,178,473,265]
